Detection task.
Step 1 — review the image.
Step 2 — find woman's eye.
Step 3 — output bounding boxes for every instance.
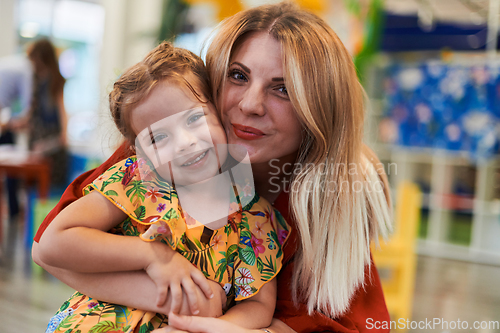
[187,113,204,125]
[277,85,288,96]
[229,69,247,82]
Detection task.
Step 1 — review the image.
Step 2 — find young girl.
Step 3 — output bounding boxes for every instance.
[38,42,289,333]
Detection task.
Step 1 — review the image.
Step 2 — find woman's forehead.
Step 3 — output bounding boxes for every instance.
[230,32,283,70]
[231,31,281,59]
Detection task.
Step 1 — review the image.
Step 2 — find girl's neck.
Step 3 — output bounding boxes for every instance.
[251,152,297,204]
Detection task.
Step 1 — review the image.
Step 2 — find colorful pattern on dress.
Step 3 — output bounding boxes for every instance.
[45,291,167,333]
[46,156,290,333]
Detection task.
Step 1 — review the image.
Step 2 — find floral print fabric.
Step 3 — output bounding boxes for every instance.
[46,156,290,333]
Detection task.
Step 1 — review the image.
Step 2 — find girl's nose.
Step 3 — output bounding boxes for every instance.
[238,84,266,116]
[175,128,198,153]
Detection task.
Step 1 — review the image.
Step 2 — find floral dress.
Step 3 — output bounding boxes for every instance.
[45,156,290,333]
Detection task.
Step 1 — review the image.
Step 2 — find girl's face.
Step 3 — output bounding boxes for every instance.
[131,80,227,185]
[220,31,303,166]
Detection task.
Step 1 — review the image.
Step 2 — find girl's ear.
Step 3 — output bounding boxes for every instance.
[132,142,142,156]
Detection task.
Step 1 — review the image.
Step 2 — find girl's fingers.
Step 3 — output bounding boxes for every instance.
[181,278,200,315]
[190,270,214,299]
[169,284,183,314]
[156,287,168,307]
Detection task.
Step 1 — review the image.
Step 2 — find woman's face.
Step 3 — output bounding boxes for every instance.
[221,31,303,166]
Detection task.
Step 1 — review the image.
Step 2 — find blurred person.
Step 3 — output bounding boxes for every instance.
[33,2,393,332]
[0,52,33,220]
[26,38,68,188]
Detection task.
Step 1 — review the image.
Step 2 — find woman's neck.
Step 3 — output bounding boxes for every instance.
[251,153,297,204]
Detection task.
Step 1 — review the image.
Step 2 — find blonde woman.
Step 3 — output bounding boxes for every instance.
[33,2,392,332]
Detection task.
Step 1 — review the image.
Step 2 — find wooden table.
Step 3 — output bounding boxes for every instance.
[0,147,51,242]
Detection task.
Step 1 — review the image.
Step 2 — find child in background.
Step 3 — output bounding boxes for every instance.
[37,42,289,333]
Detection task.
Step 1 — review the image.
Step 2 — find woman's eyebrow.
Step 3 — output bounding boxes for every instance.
[230,62,250,73]
[272,77,284,82]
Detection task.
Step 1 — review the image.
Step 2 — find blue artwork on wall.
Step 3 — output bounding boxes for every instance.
[381,62,500,159]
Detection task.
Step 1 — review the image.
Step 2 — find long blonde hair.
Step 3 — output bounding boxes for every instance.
[206,1,392,317]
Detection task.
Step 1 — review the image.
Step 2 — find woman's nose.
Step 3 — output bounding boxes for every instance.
[238,84,266,116]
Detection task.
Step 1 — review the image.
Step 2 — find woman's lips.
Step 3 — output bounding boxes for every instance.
[232,123,265,141]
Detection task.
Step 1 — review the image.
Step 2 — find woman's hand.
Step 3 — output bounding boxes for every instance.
[152,314,296,333]
[145,249,215,314]
[152,313,260,333]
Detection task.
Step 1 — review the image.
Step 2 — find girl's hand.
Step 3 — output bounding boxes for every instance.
[145,248,215,314]
[191,279,226,317]
[152,313,259,333]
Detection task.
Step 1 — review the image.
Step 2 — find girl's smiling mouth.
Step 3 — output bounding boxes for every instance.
[180,149,210,167]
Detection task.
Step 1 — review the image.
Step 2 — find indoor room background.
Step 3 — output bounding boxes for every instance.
[0,0,499,332]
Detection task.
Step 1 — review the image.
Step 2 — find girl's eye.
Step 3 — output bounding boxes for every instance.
[187,113,204,125]
[151,133,167,144]
[228,69,247,82]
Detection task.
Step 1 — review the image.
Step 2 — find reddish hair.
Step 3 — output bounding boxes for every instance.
[109,42,211,144]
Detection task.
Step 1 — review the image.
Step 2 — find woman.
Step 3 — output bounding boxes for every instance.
[33,2,392,332]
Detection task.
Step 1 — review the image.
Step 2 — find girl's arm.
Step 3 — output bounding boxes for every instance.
[37,190,171,273]
[219,279,277,329]
[32,241,226,318]
[36,190,214,312]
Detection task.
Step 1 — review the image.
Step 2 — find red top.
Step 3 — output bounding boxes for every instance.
[34,142,390,333]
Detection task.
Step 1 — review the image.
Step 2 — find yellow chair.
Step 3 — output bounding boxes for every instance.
[372,181,422,324]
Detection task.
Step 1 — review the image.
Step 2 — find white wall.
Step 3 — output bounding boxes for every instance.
[0,0,18,56]
[94,0,163,157]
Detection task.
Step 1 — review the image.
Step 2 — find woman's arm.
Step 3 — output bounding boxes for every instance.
[36,190,216,311]
[152,313,296,333]
[32,241,226,317]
